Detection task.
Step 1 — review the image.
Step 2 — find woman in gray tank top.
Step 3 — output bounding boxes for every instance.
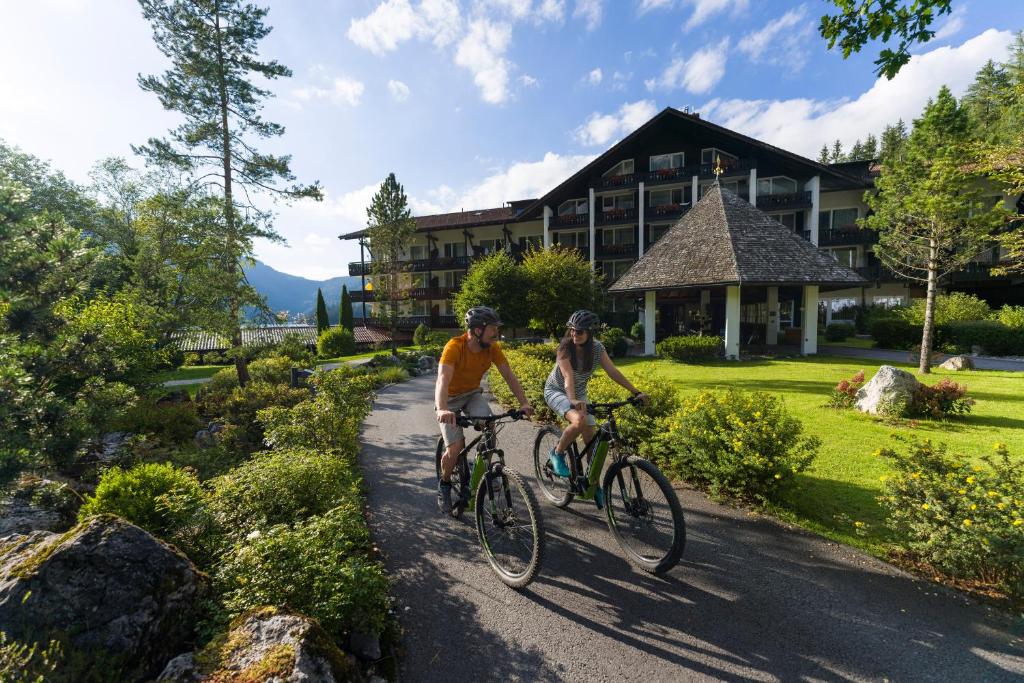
[543,310,648,481]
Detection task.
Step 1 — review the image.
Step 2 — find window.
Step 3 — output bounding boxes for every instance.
[770,213,796,230]
[757,176,798,196]
[518,234,543,250]
[649,188,684,207]
[828,247,857,268]
[602,227,635,245]
[410,273,428,288]
[440,270,463,288]
[444,242,466,258]
[603,159,635,177]
[720,179,749,197]
[602,192,635,211]
[827,298,858,321]
[409,244,427,260]
[701,147,737,165]
[477,238,501,254]
[409,300,429,316]
[872,295,905,308]
[649,152,684,171]
[741,302,768,324]
[599,260,634,282]
[649,225,670,243]
[819,207,859,232]
[554,230,588,248]
[778,300,795,328]
[558,198,588,216]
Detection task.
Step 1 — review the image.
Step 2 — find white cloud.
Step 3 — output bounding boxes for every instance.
[446,152,595,208]
[388,79,411,102]
[534,0,566,23]
[932,6,966,42]
[292,75,365,107]
[637,0,674,15]
[573,0,603,31]
[586,67,603,85]
[611,70,632,90]
[738,5,813,68]
[645,41,729,94]
[519,73,540,87]
[303,232,332,246]
[347,0,461,55]
[684,0,747,31]
[454,19,514,104]
[699,29,1015,158]
[574,99,658,146]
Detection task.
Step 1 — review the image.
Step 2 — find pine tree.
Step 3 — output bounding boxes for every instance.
[862,133,879,159]
[366,173,416,354]
[880,119,908,162]
[134,0,321,385]
[962,59,1012,140]
[340,284,354,331]
[315,287,329,334]
[818,143,830,164]
[848,139,865,161]
[829,139,845,163]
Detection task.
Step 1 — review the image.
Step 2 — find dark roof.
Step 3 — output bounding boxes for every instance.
[173,326,318,352]
[339,206,518,240]
[609,184,866,292]
[828,159,880,184]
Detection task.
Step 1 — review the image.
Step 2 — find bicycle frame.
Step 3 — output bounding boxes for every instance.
[564,408,627,500]
[448,412,519,506]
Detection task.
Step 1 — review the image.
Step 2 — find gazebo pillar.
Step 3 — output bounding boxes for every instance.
[644,290,656,356]
[724,285,741,359]
[766,286,779,345]
[801,285,819,355]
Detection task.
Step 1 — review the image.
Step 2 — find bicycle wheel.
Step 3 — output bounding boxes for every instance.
[532,426,573,508]
[475,467,545,589]
[603,456,685,574]
[435,437,470,519]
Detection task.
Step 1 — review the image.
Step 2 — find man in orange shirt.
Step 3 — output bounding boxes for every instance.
[435,306,533,513]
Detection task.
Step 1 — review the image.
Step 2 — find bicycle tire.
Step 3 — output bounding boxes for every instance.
[435,437,470,519]
[603,456,685,574]
[532,426,574,508]
[475,467,545,589]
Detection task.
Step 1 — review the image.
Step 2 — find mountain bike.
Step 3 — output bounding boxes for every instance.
[435,409,545,588]
[532,396,685,574]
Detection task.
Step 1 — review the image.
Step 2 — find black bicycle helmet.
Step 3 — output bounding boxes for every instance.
[465,306,502,330]
[566,309,600,331]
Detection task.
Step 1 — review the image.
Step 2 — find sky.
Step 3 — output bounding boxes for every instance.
[1,0,1021,279]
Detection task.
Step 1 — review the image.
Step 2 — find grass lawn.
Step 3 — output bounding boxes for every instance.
[819,336,875,350]
[615,355,1024,555]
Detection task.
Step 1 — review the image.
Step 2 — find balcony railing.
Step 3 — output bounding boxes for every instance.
[644,167,691,186]
[596,243,638,258]
[646,203,689,221]
[347,254,476,277]
[596,207,638,226]
[392,315,459,330]
[597,172,641,190]
[593,158,755,191]
[350,286,456,304]
[550,212,589,228]
[818,226,876,246]
[756,191,813,212]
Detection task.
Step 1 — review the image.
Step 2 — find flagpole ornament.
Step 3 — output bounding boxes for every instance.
[713,154,724,182]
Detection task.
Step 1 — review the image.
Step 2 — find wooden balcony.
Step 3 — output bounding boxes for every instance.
[350,286,456,303]
[550,212,589,228]
[755,191,813,212]
[819,226,876,246]
[596,207,638,226]
[596,243,638,258]
[646,203,688,221]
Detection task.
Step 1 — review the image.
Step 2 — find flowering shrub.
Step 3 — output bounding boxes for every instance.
[908,379,974,418]
[878,439,1024,599]
[658,390,819,501]
[487,349,557,422]
[827,370,865,408]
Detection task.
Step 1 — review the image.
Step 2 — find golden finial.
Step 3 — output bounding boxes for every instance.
[713,154,724,181]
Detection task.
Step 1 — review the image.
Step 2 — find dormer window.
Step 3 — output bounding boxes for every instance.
[558,198,589,215]
[603,159,635,177]
[701,147,737,165]
[649,152,684,171]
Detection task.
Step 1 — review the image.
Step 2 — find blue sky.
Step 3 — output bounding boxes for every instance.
[1,1,1021,278]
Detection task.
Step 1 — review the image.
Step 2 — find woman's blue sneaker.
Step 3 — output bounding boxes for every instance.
[548,448,570,477]
[594,488,605,509]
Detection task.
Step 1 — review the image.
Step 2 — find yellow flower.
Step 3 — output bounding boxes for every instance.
[987,491,998,497]
[854,521,864,528]
[921,503,930,510]
[910,472,921,479]
[966,476,976,484]
[970,504,977,511]
[957,489,966,495]
[773,473,781,480]
[879,475,889,482]
[997,503,1006,510]
[963,519,973,526]
[973,466,983,472]
[1014,519,1023,526]
[994,442,1006,450]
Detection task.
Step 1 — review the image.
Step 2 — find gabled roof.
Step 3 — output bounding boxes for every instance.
[339,203,532,241]
[609,184,866,292]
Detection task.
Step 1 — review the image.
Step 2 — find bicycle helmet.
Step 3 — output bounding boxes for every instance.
[566,309,600,331]
[465,306,502,330]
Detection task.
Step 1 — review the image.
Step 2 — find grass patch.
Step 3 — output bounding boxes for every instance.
[614,355,1024,555]
[819,336,875,350]
[155,365,223,383]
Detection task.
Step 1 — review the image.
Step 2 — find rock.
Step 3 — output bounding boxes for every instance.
[940,355,975,371]
[0,515,207,683]
[855,365,921,415]
[418,355,437,373]
[0,499,65,537]
[349,629,381,661]
[194,429,214,448]
[159,608,359,682]
[156,390,192,406]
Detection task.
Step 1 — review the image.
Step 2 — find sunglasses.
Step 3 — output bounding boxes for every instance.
[570,328,588,335]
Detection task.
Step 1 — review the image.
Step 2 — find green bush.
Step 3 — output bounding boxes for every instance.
[487,349,556,422]
[318,327,356,358]
[413,323,431,346]
[115,398,202,445]
[870,318,921,350]
[854,304,902,335]
[656,335,722,361]
[0,632,62,683]
[659,389,819,501]
[371,366,410,386]
[587,368,681,461]
[898,292,991,326]
[825,322,856,342]
[601,327,628,357]
[511,342,557,363]
[258,371,376,452]
[878,439,1024,599]
[425,331,451,346]
[994,304,1024,329]
[198,381,309,456]
[938,320,1024,356]
[908,379,975,418]
[630,322,644,340]
[216,504,391,636]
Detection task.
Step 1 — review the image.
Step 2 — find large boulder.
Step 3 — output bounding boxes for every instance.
[940,354,975,371]
[0,515,207,682]
[855,365,921,415]
[158,608,361,682]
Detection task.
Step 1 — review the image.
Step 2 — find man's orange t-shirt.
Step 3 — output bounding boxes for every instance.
[440,334,507,396]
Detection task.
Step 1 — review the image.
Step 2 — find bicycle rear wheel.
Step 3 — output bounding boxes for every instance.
[532,426,573,508]
[435,437,470,519]
[603,456,685,574]
[475,467,545,589]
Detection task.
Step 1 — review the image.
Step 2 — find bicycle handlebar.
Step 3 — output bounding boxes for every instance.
[455,408,525,428]
[586,394,645,415]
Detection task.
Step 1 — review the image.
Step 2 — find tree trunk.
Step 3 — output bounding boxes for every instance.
[919,238,939,374]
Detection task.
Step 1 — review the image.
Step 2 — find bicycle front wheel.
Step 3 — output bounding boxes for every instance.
[603,456,685,574]
[475,467,545,589]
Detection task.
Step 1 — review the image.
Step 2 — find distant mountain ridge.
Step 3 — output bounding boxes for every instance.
[245,260,366,323]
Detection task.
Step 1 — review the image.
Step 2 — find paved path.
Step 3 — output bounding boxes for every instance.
[821,346,1024,372]
[359,375,1023,682]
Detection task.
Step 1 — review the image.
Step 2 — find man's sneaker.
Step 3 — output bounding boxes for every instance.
[548,448,570,477]
[437,480,453,513]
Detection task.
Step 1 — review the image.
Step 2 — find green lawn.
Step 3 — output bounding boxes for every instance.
[615,355,1024,555]
[155,365,223,383]
[819,336,875,350]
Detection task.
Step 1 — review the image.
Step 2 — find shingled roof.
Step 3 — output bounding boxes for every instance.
[609,184,866,292]
[338,205,523,240]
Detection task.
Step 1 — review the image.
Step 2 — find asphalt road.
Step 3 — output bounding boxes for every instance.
[359,374,1024,682]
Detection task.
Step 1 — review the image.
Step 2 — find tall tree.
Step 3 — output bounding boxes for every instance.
[817,144,830,164]
[522,246,604,339]
[453,250,532,336]
[862,133,879,159]
[863,87,1006,373]
[365,173,415,354]
[830,139,845,164]
[315,287,329,334]
[962,59,1012,140]
[134,0,321,386]
[820,0,953,78]
[880,119,909,162]
[340,284,354,332]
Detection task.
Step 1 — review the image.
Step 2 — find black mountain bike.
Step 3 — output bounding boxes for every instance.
[435,409,545,588]
[532,396,685,574]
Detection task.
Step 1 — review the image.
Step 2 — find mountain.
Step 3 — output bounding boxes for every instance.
[245,260,367,323]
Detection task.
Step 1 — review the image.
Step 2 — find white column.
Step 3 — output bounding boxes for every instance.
[638,181,645,258]
[749,167,757,205]
[691,175,700,204]
[542,205,552,248]
[588,187,596,269]
[801,285,819,355]
[724,285,741,360]
[644,290,656,356]
[766,286,779,345]
[805,175,820,245]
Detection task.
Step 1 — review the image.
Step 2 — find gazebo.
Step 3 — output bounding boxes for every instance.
[609,183,865,358]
